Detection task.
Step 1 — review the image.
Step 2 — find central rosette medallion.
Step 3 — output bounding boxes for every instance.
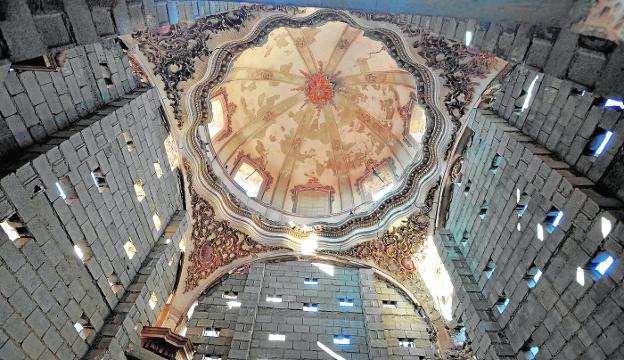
[298,64,336,109]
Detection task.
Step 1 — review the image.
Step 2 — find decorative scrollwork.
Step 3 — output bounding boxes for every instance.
[183,161,282,292]
[133,5,305,128]
[133,7,258,127]
[450,156,464,184]
[322,182,439,280]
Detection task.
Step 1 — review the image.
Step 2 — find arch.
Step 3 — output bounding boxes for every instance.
[161,252,456,354]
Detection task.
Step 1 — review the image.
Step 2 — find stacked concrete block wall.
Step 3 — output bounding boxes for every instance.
[0,40,137,161]
[186,261,440,359]
[0,87,184,359]
[374,279,435,359]
[227,263,263,359]
[187,261,370,359]
[440,109,624,359]
[433,230,514,359]
[491,65,624,201]
[0,0,243,64]
[249,261,368,360]
[400,14,624,97]
[186,272,248,360]
[85,212,188,360]
[358,269,389,359]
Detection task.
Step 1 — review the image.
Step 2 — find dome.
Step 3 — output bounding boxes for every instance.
[201,21,429,217]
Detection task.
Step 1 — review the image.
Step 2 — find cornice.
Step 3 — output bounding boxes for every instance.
[182,9,446,243]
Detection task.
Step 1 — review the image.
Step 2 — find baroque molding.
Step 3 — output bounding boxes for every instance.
[206,87,236,142]
[290,177,336,214]
[322,182,439,280]
[182,9,446,239]
[133,5,304,127]
[347,11,497,160]
[183,161,282,292]
[450,156,464,184]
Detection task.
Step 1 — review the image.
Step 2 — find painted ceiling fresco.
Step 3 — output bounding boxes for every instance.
[207,22,428,215]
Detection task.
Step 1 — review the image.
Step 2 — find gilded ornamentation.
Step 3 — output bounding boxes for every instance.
[133,4,303,127]
[294,63,337,110]
[413,33,496,159]
[323,183,438,280]
[182,10,452,238]
[133,8,257,127]
[128,55,149,85]
[450,156,464,184]
[414,33,497,120]
[183,161,281,292]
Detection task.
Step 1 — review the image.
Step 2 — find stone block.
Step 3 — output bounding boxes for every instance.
[62,0,99,45]
[92,7,116,36]
[41,83,63,115]
[496,30,515,57]
[33,13,71,47]
[13,92,39,127]
[20,72,45,106]
[483,23,502,53]
[568,48,607,87]
[509,24,533,62]
[0,0,47,61]
[544,30,579,79]
[22,332,46,359]
[26,308,51,337]
[42,328,64,353]
[525,38,553,69]
[5,114,33,147]
[4,313,29,342]
[0,84,17,117]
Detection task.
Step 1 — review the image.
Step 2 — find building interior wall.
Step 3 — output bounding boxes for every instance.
[186,261,436,360]
[0,1,622,360]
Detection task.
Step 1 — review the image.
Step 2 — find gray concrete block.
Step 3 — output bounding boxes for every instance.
[92,7,116,36]
[4,313,30,343]
[544,30,579,78]
[0,84,17,117]
[41,83,63,115]
[13,92,39,127]
[33,13,72,48]
[483,23,502,53]
[62,0,99,45]
[19,72,45,106]
[525,38,553,69]
[22,332,46,359]
[0,0,47,61]
[5,114,33,147]
[568,48,607,87]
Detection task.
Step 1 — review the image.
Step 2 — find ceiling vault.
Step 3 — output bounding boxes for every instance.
[285,27,319,73]
[270,105,318,207]
[324,25,360,74]
[217,92,304,160]
[339,70,417,88]
[224,67,307,85]
[323,107,355,211]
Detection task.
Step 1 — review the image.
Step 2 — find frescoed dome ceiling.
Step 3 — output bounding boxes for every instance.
[203,21,428,216]
[131,6,503,241]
